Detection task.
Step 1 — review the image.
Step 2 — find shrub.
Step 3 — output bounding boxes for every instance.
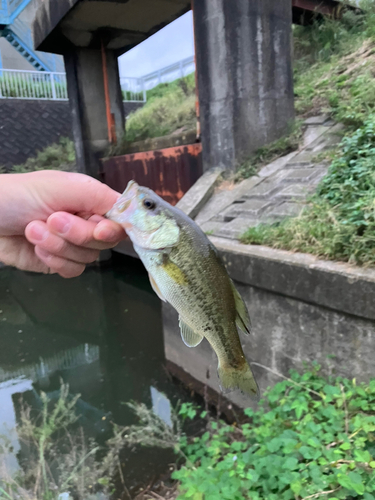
[1,137,76,174]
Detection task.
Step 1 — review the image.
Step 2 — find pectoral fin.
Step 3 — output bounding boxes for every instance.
[179,317,203,347]
[148,273,166,302]
[230,280,251,334]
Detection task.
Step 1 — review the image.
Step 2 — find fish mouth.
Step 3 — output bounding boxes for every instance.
[106,180,139,225]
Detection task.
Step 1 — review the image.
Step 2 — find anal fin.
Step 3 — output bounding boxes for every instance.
[148,273,166,302]
[179,317,203,347]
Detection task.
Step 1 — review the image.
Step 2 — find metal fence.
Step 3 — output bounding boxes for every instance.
[0,55,196,102]
[140,55,195,90]
[119,76,146,102]
[0,69,68,99]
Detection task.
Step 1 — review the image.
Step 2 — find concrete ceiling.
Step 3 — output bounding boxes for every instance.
[33,0,191,55]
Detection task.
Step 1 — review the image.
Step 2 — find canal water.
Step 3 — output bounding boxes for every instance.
[0,254,192,494]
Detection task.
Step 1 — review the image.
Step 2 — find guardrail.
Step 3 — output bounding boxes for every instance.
[0,56,196,101]
[140,55,195,90]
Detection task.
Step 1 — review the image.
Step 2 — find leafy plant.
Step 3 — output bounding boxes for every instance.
[173,366,375,500]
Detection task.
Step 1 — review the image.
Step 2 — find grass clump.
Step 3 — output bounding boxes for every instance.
[2,137,76,174]
[173,366,375,500]
[0,384,134,500]
[125,73,196,144]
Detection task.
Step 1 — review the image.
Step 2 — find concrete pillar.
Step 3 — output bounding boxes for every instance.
[193,0,294,173]
[64,48,124,178]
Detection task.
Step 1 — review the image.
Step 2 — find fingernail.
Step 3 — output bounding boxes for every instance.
[50,215,70,234]
[30,223,48,242]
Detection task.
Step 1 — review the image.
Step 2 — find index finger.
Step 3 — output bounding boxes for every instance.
[47,211,126,249]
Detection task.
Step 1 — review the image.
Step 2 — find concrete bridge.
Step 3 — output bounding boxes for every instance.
[31,0,355,178]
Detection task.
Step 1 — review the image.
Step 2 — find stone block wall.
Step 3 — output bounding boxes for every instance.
[0,100,73,169]
[0,100,144,169]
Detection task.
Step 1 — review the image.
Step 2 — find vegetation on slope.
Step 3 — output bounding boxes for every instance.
[121,73,197,144]
[241,4,375,266]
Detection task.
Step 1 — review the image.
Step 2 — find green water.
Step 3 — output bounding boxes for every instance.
[0,254,188,493]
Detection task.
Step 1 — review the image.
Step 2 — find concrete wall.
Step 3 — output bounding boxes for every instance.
[0,99,143,169]
[163,237,375,408]
[0,38,34,71]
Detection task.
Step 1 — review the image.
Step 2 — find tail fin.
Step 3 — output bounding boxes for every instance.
[218,361,260,400]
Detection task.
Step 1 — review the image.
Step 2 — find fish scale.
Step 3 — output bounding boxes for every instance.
[106,181,260,399]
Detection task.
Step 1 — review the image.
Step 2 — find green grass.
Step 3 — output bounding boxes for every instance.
[241,118,375,266]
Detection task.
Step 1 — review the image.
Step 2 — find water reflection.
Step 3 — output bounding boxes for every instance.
[0,254,185,490]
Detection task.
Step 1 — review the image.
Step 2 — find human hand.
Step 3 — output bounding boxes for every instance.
[0,170,126,278]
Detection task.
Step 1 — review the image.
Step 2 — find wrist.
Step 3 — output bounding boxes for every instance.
[0,173,31,236]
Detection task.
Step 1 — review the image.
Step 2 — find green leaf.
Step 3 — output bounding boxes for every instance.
[339,442,351,450]
[337,472,365,495]
[283,457,299,470]
[291,480,302,495]
[354,450,371,463]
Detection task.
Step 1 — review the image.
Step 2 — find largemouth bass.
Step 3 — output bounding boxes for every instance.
[107,181,259,399]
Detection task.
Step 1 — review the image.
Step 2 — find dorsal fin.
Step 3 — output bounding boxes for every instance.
[230,280,251,335]
[179,317,204,347]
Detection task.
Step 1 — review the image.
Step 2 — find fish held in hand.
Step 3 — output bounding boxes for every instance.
[106,181,259,399]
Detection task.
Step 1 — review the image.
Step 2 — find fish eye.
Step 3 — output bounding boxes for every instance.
[143,198,156,210]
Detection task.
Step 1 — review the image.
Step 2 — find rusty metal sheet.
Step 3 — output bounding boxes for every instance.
[101,143,203,205]
[292,0,348,18]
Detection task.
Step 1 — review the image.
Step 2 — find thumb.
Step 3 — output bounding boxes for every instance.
[30,171,121,216]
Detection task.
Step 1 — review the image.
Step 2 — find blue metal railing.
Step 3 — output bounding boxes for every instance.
[10,17,65,72]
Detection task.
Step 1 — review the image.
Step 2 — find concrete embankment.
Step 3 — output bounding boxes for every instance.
[163,238,375,408]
